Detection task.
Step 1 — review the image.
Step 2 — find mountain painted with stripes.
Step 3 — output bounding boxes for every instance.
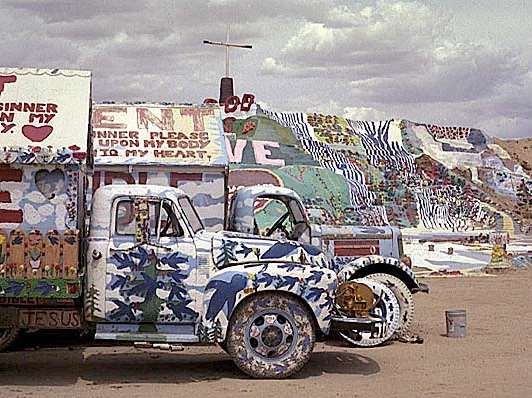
[225,107,531,235]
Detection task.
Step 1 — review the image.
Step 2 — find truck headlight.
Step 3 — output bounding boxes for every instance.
[335,281,374,317]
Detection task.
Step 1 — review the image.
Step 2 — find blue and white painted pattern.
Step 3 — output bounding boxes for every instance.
[199,262,337,342]
[0,164,80,232]
[86,185,338,344]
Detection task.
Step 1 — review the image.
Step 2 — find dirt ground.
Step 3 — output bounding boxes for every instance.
[1,269,531,398]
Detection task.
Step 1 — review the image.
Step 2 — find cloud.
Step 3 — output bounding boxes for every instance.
[0,0,530,138]
[258,1,531,137]
[344,106,388,121]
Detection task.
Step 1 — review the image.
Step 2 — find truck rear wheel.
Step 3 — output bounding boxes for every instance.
[226,292,315,378]
[0,328,19,352]
[367,273,414,338]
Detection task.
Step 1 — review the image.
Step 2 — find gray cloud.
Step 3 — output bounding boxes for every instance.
[0,0,530,138]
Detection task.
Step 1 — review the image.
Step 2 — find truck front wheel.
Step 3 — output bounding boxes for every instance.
[0,328,19,352]
[226,293,315,378]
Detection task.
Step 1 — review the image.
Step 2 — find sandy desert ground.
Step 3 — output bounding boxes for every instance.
[1,269,531,398]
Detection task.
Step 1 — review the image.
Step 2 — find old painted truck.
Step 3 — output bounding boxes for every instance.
[0,68,425,378]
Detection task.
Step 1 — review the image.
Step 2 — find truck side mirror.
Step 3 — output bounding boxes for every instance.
[134,198,150,244]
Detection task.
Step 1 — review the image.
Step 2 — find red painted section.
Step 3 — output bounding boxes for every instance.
[0,75,17,96]
[0,166,23,224]
[333,239,380,257]
[179,108,214,132]
[0,167,23,182]
[0,209,23,223]
[104,171,135,186]
[0,191,11,202]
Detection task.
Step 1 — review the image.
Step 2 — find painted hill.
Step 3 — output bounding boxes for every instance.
[225,106,531,235]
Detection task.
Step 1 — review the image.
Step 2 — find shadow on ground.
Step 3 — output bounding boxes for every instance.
[0,331,380,386]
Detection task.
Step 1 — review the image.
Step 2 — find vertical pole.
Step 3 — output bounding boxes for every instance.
[225,25,230,77]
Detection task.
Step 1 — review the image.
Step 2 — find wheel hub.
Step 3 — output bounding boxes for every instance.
[245,310,297,361]
[262,325,283,347]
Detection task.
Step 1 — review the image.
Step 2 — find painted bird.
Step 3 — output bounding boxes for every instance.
[4,280,25,295]
[111,252,135,270]
[261,242,299,260]
[130,247,150,268]
[279,262,305,272]
[108,274,129,290]
[204,273,248,321]
[305,287,326,302]
[128,273,164,299]
[306,270,325,284]
[167,299,198,321]
[236,243,253,258]
[255,272,276,287]
[168,272,188,301]
[160,252,189,270]
[108,299,136,321]
[35,281,60,296]
[276,275,299,290]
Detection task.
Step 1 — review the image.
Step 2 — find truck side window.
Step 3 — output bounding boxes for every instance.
[159,200,184,238]
[115,199,159,236]
[177,197,203,233]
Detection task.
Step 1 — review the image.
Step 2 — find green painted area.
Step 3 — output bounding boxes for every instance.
[0,278,81,298]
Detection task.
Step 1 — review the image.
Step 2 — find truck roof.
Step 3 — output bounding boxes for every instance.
[93,184,187,199]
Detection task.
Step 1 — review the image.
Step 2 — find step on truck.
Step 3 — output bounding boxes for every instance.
[0,67,426,378]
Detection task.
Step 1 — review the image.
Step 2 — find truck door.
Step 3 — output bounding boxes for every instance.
[105,196,198,324]
[154,198,198,324]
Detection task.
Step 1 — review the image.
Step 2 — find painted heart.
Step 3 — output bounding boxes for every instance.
[35,168,66,199]
[22,125,53,142]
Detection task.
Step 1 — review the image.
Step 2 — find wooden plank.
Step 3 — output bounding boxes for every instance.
[0,229,7,278]
[43,230,61,278]
[62,230,79,279]
[8,230,26,278]
[26,230,43,279]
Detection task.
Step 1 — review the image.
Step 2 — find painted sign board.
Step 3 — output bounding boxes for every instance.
[0,67,91,164]
[92,104,228,167]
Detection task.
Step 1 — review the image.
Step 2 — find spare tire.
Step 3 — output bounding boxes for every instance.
[339,278,400,347]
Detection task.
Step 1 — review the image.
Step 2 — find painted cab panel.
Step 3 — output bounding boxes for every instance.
[199,262,337,342]
[85,185,201,325]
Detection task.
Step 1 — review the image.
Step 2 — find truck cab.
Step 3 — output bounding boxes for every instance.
[227,185,428,347]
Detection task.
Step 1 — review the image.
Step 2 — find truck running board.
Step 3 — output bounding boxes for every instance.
[133,342,185,352]
[95,323,199,343]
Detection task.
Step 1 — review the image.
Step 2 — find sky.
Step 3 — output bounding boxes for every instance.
[1,0,531,138]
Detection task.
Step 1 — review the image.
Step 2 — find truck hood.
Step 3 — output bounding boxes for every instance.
[209,231,330,269]
[314,224,396,240]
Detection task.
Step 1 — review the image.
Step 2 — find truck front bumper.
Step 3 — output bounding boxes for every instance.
[412,282,430,294]
[330,314,383,333]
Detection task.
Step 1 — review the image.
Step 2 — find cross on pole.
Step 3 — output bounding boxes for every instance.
[203,26,252,77]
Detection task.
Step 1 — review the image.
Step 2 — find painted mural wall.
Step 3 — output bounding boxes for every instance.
[225,105,531,236]
[0,68,91,296]
[91,104,229,231]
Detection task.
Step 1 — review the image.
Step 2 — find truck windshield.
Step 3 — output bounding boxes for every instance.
[178,197,203,233]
